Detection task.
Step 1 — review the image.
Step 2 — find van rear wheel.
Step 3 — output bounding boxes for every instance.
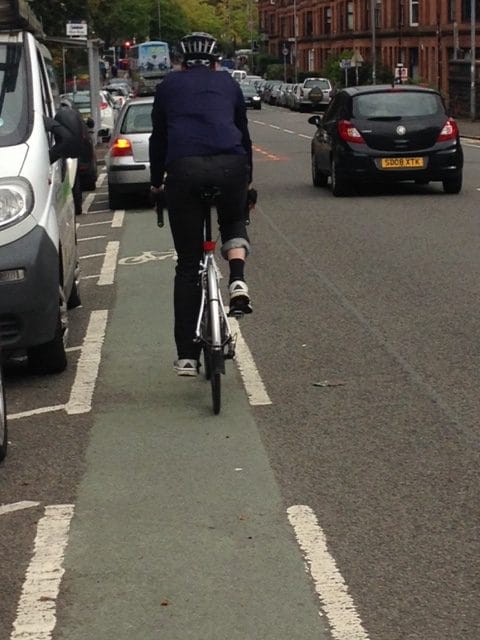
[28,286,68,374]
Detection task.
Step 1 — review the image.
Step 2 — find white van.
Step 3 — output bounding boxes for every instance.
[231,70,247,82]
[0,0,81,373]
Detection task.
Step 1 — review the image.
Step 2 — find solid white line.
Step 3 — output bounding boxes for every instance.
[80,252,106,260]
[83,192,95,212]
[111,210,125,227]
[10,504,74,640]
[78,220,113,228]
[65,310,108,415]
[228,317,272,406]
[97,241,120,286]
[9,405,65,420]
[287,505,370,640]
[78,235,106,242]
[0,501,40,516]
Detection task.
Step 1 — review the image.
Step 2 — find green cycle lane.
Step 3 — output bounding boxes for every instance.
[55,209,332,640]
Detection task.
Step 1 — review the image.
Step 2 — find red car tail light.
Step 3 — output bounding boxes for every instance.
[110,137,133,157]
[99,101,108,110]
[437,118,459,142]
[337,119,365,144]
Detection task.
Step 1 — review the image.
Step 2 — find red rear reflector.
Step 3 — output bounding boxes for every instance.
[203,240,216,252]
[338,119,365,144]
[110,137,133,157]
[437,118,459,142]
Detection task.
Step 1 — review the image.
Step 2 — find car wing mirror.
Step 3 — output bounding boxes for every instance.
[86,117,95,129]
[308,114,323,127]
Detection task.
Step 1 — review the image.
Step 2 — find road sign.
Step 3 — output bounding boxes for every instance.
[282,47,289,56]
[66,20,87,37]
[395,65,408,80]
[339,59,351,69]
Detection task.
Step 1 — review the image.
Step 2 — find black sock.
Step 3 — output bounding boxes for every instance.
[229,259,245,284]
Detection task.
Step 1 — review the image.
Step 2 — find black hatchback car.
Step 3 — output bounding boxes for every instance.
[308,85,463,196]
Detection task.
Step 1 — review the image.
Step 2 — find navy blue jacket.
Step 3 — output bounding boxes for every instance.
[149,66,253,187]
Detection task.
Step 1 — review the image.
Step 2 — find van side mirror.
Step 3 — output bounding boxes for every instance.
[45,111,84,164]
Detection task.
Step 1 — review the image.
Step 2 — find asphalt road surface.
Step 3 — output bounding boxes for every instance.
[1,104,480,640]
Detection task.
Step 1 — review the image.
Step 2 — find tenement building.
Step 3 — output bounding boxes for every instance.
[257,0,480,113]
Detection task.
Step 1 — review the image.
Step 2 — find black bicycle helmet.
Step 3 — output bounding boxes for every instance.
[180,32,217,67]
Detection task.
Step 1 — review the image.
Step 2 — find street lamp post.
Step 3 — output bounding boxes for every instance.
[293,0,298,83]
[470,0,476,120]
[157,0,161,39]
[370,0,377,84]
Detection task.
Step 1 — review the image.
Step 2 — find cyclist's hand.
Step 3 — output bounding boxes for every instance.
[247,187,257,210]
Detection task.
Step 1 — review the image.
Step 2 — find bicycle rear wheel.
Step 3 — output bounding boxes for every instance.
[204,346,221,415]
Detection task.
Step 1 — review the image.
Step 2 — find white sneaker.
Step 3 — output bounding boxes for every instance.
[229,280,252,314]
[174,359,198,376]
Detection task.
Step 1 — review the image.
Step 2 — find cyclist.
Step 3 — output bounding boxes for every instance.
[149,32,254,376]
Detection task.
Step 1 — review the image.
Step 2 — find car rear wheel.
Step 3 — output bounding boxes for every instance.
[442,173,462,194]
[108,186,123,210]
[312,155,327,187]
[331,159,351,197]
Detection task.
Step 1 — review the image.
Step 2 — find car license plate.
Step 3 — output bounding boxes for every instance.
[381,157,424,169]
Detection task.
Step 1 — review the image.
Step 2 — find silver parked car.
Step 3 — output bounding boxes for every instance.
[105,96,154,210]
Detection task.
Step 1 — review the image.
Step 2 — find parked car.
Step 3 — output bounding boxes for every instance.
[104,84,130,108]
[61,90,118,141]
[240,83,262,110]
[308,84,464,196]
[294,77,334,112]
[0,5,81,374]
[105,96,154,209]
[263,80,282,104]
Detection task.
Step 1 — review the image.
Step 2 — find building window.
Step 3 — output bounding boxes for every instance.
[410,0,419,26]
[347,2,354,30]
[323,7,332,35]
[308,48,314,72]
[305,11,313,36]
[447,0,455,22]
[462,0,480,21]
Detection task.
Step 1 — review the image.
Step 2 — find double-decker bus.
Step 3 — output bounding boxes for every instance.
[128,40,171,95]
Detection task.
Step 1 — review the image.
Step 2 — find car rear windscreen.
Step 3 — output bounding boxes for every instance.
[354,91,444,118]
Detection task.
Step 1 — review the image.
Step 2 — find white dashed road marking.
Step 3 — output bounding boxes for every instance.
[97,240,120,286]
[65,310,108,415]
[288,505,371,640]
[10,504,75,640]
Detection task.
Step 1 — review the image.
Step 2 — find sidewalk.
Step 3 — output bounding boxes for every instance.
[456,117,480,139]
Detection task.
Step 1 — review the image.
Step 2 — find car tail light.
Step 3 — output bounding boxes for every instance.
[110,137,133,157]
[337,120,365,144]
[99,101,109,110]
[437,118,459,142]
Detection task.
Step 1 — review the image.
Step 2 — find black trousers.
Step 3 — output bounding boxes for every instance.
[165,154,250,359]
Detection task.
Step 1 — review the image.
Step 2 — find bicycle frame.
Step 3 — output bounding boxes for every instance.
[194,236,234,362]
